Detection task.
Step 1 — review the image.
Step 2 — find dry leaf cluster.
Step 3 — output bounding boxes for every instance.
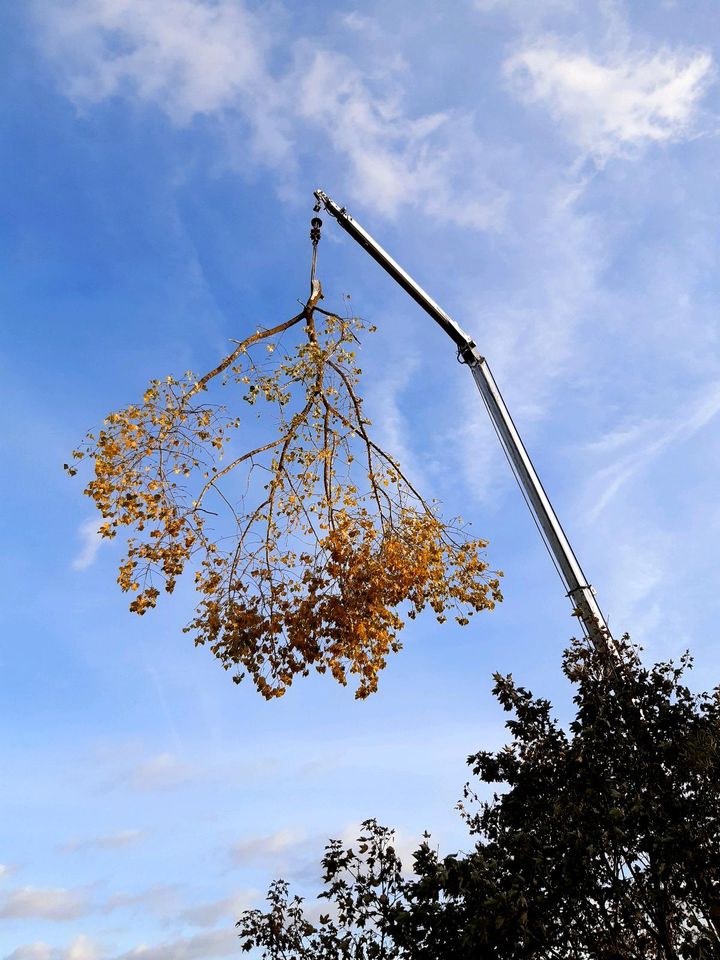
[67,284,502,698]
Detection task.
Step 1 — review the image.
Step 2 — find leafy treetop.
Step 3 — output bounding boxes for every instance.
[237,634,720,958]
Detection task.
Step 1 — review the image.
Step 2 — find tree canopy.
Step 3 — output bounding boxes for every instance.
[237,635,720,958]
[66,280,502,698]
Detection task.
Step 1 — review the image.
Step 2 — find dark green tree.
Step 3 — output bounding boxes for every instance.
[237,635,720,959]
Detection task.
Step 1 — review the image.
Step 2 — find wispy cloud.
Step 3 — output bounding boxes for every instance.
[4,941,104,960]
[332,820,427,879]
[3,932,234,960]
[110,928,238,960]
[4,945,55,960]
[71,519,103,571]
[0,886,90,921]
[583,380,720,523]
[37,0,273,126]
[600,532,671,642]
[65,938,103,960]
[362,353,434,491]
[294,46,505,228]
[447,177,607,505]
[60,828,144,854]
[176,890,257,929]
[475,0,575,15]
[231,827,307,867]
[121,753,197,792]
[505,39,714,159]
[34,0,504,228]
[104,884,179,917]
[4,882,180,925]
[574,381,720,646]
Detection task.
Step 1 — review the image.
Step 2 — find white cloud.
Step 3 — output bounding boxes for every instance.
[295,47,505,228]
[475,0,574,12]
[5,933,231,960]
[123,752,196,791]
[176,890,256,928]
[340,12,376,32]
[601,533,671,643]
[505,40,713,159]
[64,937,104,960]
[71,519,103,571]
[333,820,425,879]
[0,886,89,921]
[38,0,268,119]
[111,928,238,960]
[362,354,433,490]
[4,946,55,960]
[38,0,290,167]
[61,828,144,853]
[231,827,306,866]
[104,884,179,916]
[34,0,504,228]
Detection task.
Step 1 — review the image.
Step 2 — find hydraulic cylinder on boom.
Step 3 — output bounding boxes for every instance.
[313,188,611,647]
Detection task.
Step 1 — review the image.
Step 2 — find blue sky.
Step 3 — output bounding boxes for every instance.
[2,0,720,956]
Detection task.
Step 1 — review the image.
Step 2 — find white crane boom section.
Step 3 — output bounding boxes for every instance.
[314,189,611,644]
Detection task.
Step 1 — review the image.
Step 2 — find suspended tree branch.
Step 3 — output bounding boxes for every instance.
[67,266,502,699]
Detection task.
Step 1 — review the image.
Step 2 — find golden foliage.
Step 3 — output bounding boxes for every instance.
[67,283,502,698]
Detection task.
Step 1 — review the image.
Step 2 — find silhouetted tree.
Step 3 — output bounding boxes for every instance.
[238,635,720,958]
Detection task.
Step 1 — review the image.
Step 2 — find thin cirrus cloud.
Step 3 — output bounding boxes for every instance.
[33,0,504,228]
[60,829,144,854]
[582,379,720,524]
[71,520,103,572]
[573,381,720,644]
[504,40,714,159]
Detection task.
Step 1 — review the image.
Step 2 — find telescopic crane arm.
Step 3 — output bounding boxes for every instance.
[313,188,611,645]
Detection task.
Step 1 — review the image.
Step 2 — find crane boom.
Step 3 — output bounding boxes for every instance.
[313,188,611,644]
